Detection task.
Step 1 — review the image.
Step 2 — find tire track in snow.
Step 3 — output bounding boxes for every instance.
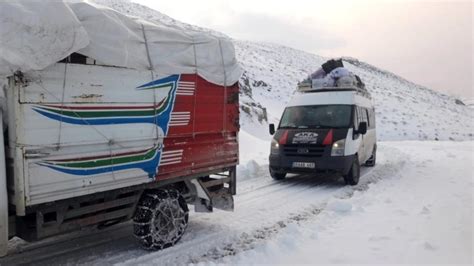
[186,147,406,264]
[121,145,407,265]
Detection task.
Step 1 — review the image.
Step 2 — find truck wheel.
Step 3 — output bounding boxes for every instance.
[365,147,376,167]
[344,156,360,186]
[133,189,189,250]
[270,168,286,180]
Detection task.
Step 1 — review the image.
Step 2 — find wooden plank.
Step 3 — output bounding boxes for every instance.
[39,208,132,239]
[63,196,139,220]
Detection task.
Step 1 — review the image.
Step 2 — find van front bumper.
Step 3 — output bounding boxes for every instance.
[269,153,355,175]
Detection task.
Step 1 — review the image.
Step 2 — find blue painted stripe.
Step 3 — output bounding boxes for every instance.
[136,74,180,89]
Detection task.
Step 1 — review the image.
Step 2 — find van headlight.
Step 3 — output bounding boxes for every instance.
[331,139,345,156]
[270,139,280,154]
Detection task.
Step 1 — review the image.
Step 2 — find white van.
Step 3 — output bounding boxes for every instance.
[268,87,376,185]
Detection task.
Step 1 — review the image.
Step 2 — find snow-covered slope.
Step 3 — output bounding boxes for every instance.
[236,41,474,141]
[94,0,473,142]
[90,0,226,37]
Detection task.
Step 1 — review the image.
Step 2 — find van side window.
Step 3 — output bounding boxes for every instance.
[354,107,359,130]
[373,109,376,128]
[363,108,368,123]
[354,107,376,130]
[357,107,361,123]
[358,107,365,124]
[368,108,376,129]
[365,109,370,127]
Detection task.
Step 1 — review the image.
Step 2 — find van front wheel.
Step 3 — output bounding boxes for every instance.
[344,156,360,186]
[270,169,286,180]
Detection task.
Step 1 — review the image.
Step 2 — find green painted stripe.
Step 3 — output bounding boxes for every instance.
[50,148,153,163]
[51,148,157,169]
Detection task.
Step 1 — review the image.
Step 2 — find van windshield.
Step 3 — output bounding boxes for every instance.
[279,105,352,129]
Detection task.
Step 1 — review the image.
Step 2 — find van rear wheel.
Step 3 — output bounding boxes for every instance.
[133,189,189,250]
[270,168,286,180]
[365,147,376,167]
[344,156,360,186]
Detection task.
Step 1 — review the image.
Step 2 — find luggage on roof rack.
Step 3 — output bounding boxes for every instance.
[298,58,367,94]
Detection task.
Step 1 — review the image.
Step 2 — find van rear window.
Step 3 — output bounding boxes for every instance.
[279,105,352,129]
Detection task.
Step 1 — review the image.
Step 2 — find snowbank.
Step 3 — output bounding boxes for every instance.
[238,130,270,180]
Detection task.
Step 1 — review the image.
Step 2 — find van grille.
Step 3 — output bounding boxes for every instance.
[282,144,325,157]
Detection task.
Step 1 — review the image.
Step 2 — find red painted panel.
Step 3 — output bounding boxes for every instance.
[156,74,239,181]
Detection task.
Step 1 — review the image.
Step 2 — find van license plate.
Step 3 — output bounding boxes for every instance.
[292,162,315,168]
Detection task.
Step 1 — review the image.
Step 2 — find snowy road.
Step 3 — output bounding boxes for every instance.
[1,142,471,265]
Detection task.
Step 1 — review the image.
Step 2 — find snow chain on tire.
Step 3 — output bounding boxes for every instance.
[133,189,189,250]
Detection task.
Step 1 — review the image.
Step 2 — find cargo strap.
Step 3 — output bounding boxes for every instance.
[141,23,160,144]
[56,63,68,149]
[191,36,198,136]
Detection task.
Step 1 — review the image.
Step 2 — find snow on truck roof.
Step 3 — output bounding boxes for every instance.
[0,1,242,86]
[288,87,374,109]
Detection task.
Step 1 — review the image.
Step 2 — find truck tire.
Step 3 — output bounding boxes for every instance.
[133,189,189,250]
[365,146,376,167]
[344,156,360,186]
[270,168,286,180]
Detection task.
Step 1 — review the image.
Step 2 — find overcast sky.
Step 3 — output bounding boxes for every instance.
[134,0,473,99]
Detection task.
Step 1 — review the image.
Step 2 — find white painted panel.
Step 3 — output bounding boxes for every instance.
[20,107,160,146]
[13,63,187,206]
[21,63,167,103]
[26,148,152,205]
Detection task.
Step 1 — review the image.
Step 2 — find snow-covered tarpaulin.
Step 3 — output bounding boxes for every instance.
[0,1,242,86]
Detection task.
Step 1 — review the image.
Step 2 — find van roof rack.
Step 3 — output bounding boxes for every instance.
[297,86,372,99]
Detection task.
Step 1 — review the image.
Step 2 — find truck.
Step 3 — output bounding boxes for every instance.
[0,2,242,256]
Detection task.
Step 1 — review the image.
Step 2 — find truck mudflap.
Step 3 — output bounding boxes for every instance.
[186,167,236,212]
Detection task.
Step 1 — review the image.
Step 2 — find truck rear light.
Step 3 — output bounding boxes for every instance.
[322,129,333,145]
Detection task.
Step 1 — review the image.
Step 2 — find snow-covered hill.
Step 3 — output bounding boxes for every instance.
[236,41,473,141]
[95,0,473,142]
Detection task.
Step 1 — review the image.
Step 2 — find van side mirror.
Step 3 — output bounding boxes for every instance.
[269,124,275,135]
[358,122,367,135]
